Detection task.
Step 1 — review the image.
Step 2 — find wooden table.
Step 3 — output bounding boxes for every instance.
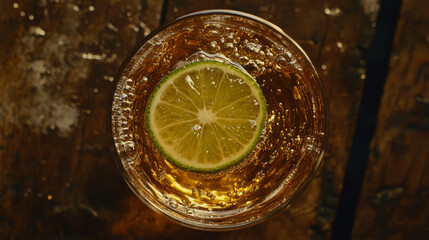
[0,0,427,239]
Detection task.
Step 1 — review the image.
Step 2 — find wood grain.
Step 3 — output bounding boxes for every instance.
[0,0,380,239]
[352,0,429,239]
[0,0,165,238]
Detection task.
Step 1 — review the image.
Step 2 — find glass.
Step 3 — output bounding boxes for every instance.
[111,10,328,230]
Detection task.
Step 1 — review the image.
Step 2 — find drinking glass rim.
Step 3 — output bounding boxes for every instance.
[110,9,330,231]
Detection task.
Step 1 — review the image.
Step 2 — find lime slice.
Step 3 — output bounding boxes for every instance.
[146,61,266,172]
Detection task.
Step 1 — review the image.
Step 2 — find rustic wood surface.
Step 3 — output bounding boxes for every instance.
[2,0,423,239]
[352,0,429,239]
[0,0,165,238]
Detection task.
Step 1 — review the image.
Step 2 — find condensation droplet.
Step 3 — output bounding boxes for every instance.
[103,75,114,82]
[28,26,46,37]
[337,41,344,52]
[324,7,342,16]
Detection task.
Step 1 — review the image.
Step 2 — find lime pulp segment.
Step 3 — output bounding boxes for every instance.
[146,61,266,172]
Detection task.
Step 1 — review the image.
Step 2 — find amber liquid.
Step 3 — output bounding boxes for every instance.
[112,13,326,227]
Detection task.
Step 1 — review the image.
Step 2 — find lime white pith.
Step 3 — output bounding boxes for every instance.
[146,61,266,172]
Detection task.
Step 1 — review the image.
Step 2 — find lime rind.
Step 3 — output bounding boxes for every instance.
[145,60,267,173]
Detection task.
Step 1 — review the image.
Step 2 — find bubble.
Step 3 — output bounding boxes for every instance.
[244,42,262,57]
[202,24,223,40]
[253,99,259,106]
[124,140,135,150]
[192,124,201,131]
[206,191,216,201]
[249,120,257,128]
[157,170,166,181]
[168,199,178,208]
[255,59,265,67]
[223,42,235,54]
[238,56,249,65]
[226,31,235,40]
[275,55,288,68]
[208,41,220,53]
